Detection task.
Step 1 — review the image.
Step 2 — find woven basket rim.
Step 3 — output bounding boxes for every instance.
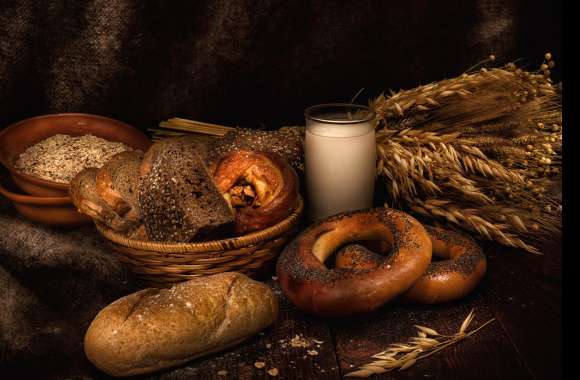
[96,196,303,253]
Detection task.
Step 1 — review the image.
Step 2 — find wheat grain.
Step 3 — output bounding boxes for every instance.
[345,309,496,378]
[373,56,561,253]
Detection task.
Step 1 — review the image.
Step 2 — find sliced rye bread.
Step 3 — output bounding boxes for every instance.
[95,150,144,223]
[140,136,210,178]
[69,168,135,234]
[138,138,235,242]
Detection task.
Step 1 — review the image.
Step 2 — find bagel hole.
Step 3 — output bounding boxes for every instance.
[325,239,393,269]
[360,239,393,255]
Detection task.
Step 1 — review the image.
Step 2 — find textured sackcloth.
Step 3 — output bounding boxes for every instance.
[0,191,138,378]
[0,1,561,131]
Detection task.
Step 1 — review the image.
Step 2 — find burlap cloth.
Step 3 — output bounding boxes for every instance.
[0,1,561,131]
[0,197,139,378]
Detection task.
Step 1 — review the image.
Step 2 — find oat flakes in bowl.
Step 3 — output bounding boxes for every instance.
[0,113,151,197]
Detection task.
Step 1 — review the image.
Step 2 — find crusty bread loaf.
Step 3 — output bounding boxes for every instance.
[84,272,278,377]
[138,138,234,242]
[95,151,144,222]
[69,168,133,234]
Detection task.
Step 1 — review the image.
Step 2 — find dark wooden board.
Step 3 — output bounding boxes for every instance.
[0,206,561,380]
[480,241,562,380]
[330,290,532,379]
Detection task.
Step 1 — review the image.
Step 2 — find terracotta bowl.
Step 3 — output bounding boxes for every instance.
[0,175,92,227]
[0,113,151,197]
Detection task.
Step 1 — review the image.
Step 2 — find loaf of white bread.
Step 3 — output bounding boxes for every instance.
[84,272,278,377]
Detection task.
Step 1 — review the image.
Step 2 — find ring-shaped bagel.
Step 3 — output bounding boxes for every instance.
[334,225,487,304]
[276,208,432,317]
[401,226,487,303]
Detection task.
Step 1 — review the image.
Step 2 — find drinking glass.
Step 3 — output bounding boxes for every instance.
[304,103,376,221]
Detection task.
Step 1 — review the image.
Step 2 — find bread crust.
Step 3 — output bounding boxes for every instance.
[84,272,278,377]
[209,128,304,170]
[95,151,144,221]
[69,168,133,233]
[212,150,299,234]
[400,226,487,304]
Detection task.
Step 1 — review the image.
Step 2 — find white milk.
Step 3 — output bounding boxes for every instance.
[305,120,376,221]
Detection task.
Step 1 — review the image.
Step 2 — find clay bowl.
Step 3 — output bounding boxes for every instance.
[0,113,151,197]
[0,175,92,227]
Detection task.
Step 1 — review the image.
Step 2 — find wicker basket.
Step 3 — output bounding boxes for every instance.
[96,197,303,286]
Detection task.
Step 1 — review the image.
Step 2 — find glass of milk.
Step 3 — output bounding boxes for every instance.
[304,103,377,221]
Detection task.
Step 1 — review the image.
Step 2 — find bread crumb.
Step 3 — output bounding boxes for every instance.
[290,334,310,348]
[185,302,192,308]
[217,370,228,376]
[265,343,272,349]
[268,368,279,376]
[307,350,318,356]
[254,361,266,369]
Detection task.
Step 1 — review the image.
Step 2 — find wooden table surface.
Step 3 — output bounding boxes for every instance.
[0,201,561,380]
[128,239,560,380]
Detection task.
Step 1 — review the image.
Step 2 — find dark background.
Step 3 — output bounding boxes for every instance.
[0,0,562,132]
[0,2,564,378]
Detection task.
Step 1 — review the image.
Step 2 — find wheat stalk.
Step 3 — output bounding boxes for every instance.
[345,309,496,378]
[407,197,541,253]
[374,54,561,253]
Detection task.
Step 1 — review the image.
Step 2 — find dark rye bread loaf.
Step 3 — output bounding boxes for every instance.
[69,168,134,234]
[209,128,304,169]
[138,138,234,242]
[95,151,144,223]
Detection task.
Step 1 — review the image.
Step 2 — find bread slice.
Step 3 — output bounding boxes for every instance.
[138,138,235,242]
[95,151,144,223]
[69,168,133,234]
[140,136,209,178]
